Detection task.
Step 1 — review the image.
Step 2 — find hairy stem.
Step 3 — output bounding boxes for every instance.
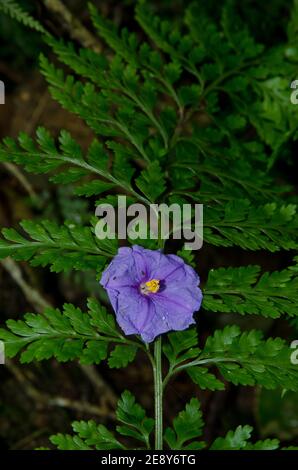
[153,336,163,450]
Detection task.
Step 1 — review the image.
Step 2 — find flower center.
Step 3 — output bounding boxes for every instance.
[140,279,160,295]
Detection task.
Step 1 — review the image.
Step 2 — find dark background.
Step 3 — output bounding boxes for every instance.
[0,0,297,450]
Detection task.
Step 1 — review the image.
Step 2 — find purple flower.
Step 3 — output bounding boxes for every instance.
[100,245,202,343]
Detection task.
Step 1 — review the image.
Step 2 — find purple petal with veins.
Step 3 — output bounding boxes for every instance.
[100,245,202,342]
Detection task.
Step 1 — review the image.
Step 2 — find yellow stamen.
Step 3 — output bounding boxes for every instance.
[144,279,160,294]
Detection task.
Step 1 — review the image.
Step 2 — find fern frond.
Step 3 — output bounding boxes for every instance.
[204,201,297,251]
[210,425,279,450]
[51,390,154,449]
[183,326,298,391]
[0,298,140,366]
[0,0,46,34]
[0,127,150,205]
[51,420,125,450]
[204,263,298,317]
[0,220,116,273]
[164,398,205,450]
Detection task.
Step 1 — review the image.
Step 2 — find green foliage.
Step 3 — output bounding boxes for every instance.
[163,325,298,392]
[0,0,42,66]
[3,130,297,250]
[49,398,285,451]
[0,0,297,251]
[0,127,144,203]
[136,161,166,202]
[116,390,154,448]
[51,420,124,450]
[0,0,46,33]
[164,398,205,450]
[210,425,279,450]
[185,326,298,391]
[203,201,297,251]
[288,0,298,41]
[163,328,200,371]
[204,262,298,317]
[0,219,116,273]
[0,0,298,452]
[0,299,142,366]
[51,390,153,450]
[108,344,138,368]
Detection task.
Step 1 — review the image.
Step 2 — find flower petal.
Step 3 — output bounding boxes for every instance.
[152,284,202,330]
[100,245,203,342]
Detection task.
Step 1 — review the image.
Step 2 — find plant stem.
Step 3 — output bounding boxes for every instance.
[152,210,165,450]
[153,336,163,450]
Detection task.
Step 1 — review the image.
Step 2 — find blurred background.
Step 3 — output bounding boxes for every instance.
[0,0,297,450]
